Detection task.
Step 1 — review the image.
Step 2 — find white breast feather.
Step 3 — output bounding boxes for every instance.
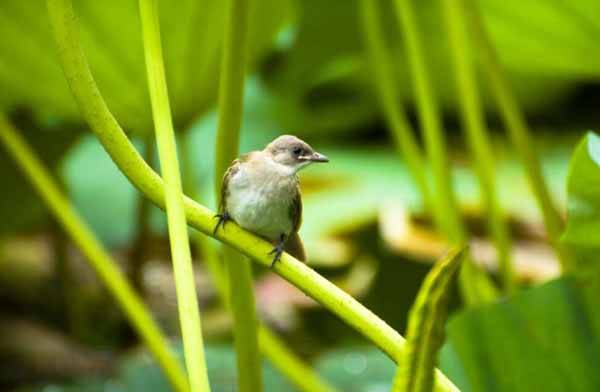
[226,158,297,241]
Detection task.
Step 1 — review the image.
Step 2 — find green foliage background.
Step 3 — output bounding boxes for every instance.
[1,0,600,391]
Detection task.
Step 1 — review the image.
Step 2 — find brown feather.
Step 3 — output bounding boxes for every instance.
[289,181,302,233]
[285,231,306,262]
[285,182,306,262]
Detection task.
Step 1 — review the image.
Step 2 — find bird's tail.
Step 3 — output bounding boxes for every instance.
[285,232,306,263]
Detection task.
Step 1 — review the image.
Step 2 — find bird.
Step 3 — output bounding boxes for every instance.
[214,135,329,267]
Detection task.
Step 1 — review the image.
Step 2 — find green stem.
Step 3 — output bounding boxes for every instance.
[391,0,463,241]
[130,133,155,294]
[0,114,189,392]
[214,0,262,391]
[391,0,498,304]
[224,251,261,392]
[393,246,465,392]
[440,0,515,292]
[138,0,211,391]
[45,1,457,389]
[358,0,432,214]
[462,0,573,272]
[214,0,249,186]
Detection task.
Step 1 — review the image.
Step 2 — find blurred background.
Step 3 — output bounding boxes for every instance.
[1,0,600,391]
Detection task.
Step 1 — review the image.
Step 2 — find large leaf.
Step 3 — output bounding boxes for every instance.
[262,0,599,134]
[562,132,600,268]
[0,0,293,132]
[440,265,600,392]
[315,347,396,391]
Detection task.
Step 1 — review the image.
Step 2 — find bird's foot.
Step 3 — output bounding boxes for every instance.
[268,234,286,268]
[213,212,230,235]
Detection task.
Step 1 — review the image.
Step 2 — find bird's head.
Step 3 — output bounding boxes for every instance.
[265,135,329,172]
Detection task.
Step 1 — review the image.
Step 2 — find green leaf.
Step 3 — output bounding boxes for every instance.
[316,347,464,392]
[393,246,465,392]
[315,347,396,391]
[120,345,294,392]
[0,0,293,131]
[264,0,599,135]
[562,132,600,268]
[441,266,600,392]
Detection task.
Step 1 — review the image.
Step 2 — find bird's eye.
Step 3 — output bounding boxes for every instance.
[293,147,303,156]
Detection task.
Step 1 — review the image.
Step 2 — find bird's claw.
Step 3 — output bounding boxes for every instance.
[269,234,286,268]
[213,212,230,235]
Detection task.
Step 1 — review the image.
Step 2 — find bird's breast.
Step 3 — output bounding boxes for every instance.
[226,166,297,241]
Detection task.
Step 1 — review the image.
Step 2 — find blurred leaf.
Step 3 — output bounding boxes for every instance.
[562,132,600,268]
[0,319,111,385]
[0,0,293,132]
[263,0,598,134]
[60,135,141,248]
[301,133,575,249]
[315,347,395,391]
[120,345,295,392]
[23,345,298,392]
[395,246,464,392]
[380,203,561,284]
[440,265,600,392]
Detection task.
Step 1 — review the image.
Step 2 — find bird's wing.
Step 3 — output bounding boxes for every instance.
[290,180,303,233]
[219,158,241,212]
[285,180,306,262]
[285,231,306,262]
[220,152,254,212]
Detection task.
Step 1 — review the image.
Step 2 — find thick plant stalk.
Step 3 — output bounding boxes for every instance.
[440,0,515,292]
[45,1,458,389]
[138,0,211,391]
[0,114,189,392]
[462,0,573,271]
[392,246,465,392]
[358,0,432,214]
[213,0,262,391]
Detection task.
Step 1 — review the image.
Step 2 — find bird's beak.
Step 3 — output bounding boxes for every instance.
[307,152,329,162]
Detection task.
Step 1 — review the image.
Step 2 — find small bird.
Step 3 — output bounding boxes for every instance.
[214,135,329,266]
